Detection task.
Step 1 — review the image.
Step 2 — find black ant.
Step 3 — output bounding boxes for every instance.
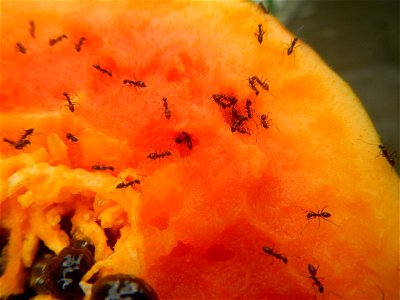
[19,128,34,141]
[115,178,140,189]
[49,34,67,46]
[123,79,146,88]
[248,76,269,96]
[161,97,172,120]
[262,246,288,264]
[147,150,172,161]
[212,94,238,109]
[63,92,78,112]
[307,264,324,294]
[16,43,26,54]
[260,113,272,129]
[304,206,342,231]
[231,106,251,135]
[93,64,112,77]
[258,2,270,14]
[378,145,396,167]
[75,37,86,52]
[3,128,34,150]
[66,132,78,142]
[91,164,115,172]
[254,24,265,44]
[3,138,31,150]
[29,20,35,38]
[245,99,255,120]
[287,37,299,56]
[175,131,192,150]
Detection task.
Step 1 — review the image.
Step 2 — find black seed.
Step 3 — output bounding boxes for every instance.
[45,245,94,300]
[91,274,159,300]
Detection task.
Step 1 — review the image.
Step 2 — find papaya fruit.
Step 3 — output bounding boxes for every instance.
[0,1,398,299]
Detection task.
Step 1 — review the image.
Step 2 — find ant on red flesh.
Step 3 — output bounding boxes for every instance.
[231,106,251,135]
[123,79,146,88]
[175,131,192,150]
[212,94,238,109]
[16,43,26,54]
[287,37,299,56]
[254,24,265,44]
[260,113,272,129]
[75,37,86,52]
[248,76,269,96]
[66,132,78,142]
[115,178,140,189]
[162,97,172,120]
[147,150,172,161]
[307,264,324,294]
[3,128,34,150]
[49,34,67,46]
[91,164,115,172]
[262,246,288,264]
[245,99,255,119]
[63,92,78,113]
[93,64,112,77]
[3,138,31,150]
[29,20,35,38]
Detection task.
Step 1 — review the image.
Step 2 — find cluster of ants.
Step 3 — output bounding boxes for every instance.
[211,75,273,136]
[261,206,337,295]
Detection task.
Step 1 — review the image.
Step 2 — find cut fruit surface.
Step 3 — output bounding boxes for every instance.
[0,1,398,299]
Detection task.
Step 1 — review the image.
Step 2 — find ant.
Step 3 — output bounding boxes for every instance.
[63,92,78,112]
[16,43,26,54]
[248,76,269,96]
[287,37,299,56]
[258,2,270,14]
[3,128,34,150]
[91,164,115,171]
[66,132,78,142]
[212,94,238,109]
[75,37,86,52]
[245,99,255,120]
[29,20,35,38]
[262,246,288,264]
[175,131,192,150]
[378,145,396,167]
[115,178,140,189]
[161,97,172,120]
[49,34,67,46]
[254,24,265,44]
[123,79,146,88]
[19,128,34,141]
[147,150,172,161]
[303,206,342,232]
[260,113,272,129]
[93,64,112,77]
[231,106,251,135]
[307,264,324,294]
[3,138,31,150]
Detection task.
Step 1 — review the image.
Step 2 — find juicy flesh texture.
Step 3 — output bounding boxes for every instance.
[0,1,399,299]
